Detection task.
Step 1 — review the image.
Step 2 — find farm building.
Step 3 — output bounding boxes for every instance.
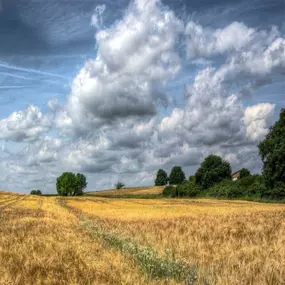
[231,170,241,181]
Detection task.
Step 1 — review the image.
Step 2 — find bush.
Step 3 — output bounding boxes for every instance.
[173,181,202,198]
[207,175,268,199]
[163,185,174,197]
[207,180,242,198]
[115,182,125,190]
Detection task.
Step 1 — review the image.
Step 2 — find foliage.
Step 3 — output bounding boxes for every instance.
[154,169,168,186]
[261,182,285,200]
[239,168,251,179]
[30,189,42,195]
[56,172,87,196]
[207,175,267,199]
[188,175,196,183]
[115,181,125,190]
[195,155,232,189]
[168,166,185,185]
[162,185,174,197]
[259,108,285,189]
[76,173,87,195]
[174,181,202,197]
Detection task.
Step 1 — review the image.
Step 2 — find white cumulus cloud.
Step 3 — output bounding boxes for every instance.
[244,103,275,141]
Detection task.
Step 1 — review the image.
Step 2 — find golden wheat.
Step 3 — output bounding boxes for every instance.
[0,193,176,285]
[1,192,285,285]
[68,197,285,285]
[89,186,164,197]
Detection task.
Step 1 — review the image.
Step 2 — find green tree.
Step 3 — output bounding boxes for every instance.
[115,181,125,190]
[76,173,87,195]
[155,169,168,186]
[259,109,285,189]
[239,168,251,179]
[188,175,196,183]
[169,166,185,185]
[195,155,231,189]
[56,172,86,196]
[30,189,42,195]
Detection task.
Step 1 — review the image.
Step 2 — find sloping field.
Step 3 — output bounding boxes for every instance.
[88,186,164,197]
[1,193,285,285]
[0,194,170,285]
[68,197,285,285]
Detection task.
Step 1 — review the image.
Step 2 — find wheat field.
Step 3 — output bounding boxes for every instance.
[1,191,285,285]
[88,186,165,197]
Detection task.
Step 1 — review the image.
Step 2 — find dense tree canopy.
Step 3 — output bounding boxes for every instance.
[239,168,251,179]
[56,172,87,196]
[30,190,42,195]
[259,108,285,189]
[195,155,232,189]
[155,169,168,186]
[169,166,185,185]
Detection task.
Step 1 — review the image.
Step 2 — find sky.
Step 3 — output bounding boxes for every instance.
[0,0,285,193]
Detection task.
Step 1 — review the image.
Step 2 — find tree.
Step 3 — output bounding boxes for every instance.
[188,175,196,183]
[239,168,251,179]
[169,166,185,185]
[76,173,87,195]
[30,189,42,195]
[115,181,125,190]
[259,109,285,189]
[56,172,86,196]
[155,169,168,186]
[195,155,231,189]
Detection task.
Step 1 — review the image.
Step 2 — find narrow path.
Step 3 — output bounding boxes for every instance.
[0,195,26,212]
[57,198,208,285]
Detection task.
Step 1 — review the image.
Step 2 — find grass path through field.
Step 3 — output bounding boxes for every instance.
[0,194,179,285]
[58,197,206,284]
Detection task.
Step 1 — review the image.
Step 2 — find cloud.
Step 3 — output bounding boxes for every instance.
[0,105,51,142]
[62,0,184,134]
[185,21,279,58]
[1,0,284,193]
[244,103,275,141]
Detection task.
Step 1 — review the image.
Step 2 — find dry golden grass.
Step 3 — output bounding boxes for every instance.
[0,194,177,285]
[89,186,164,197]
[68,197,285,285]
[1,192,285,284]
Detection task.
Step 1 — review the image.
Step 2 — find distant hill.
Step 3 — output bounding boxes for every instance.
[87,186,165,197]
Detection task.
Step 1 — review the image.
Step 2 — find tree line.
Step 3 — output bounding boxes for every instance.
[157,108,285,200]
[31,108,285,199]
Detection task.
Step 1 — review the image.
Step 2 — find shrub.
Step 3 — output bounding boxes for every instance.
[115,182,125,190]
[173,181,202,197]
[207,180,242,198]
[163,185,174,197]
[207,175,268,199]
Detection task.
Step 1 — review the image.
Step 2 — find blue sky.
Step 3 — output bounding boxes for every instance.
[0,0,284,193]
